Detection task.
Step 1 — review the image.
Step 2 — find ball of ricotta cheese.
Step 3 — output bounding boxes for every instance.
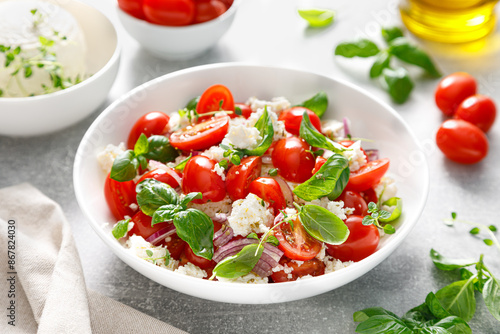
[0,0,87,97]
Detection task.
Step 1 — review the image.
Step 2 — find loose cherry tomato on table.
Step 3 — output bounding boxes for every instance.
[182,155,226,203]
[104,174,137,220]
[248,177,286,213]
[127,111,170,149]
[169,115,229,151]
[234,103,253,119]
[196,84,234,121]
[436,119,488,164]
[326,215,380,262]
[136,167,181,188]
[272,137,315,183]
[270,257,325,282]
[454,95,496,133]
[129,210,172,240]
[278,107,322,136]
[226,156,262,201]
[335,190,368,217]
[346,158,390,192]
[143,0,195,26]
[118,0,146,20]
[435,72,477,116]
[193,0,227,24]
[274,217,322,261]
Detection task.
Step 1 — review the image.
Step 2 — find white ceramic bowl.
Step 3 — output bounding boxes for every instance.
[74,64,429,304]
[116,0,240,60]
[0,0,120,137]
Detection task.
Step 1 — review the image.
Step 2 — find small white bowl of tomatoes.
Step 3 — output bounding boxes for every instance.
[116,0,239,59]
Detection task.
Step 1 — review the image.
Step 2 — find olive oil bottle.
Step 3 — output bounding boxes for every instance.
[400,0,498,43]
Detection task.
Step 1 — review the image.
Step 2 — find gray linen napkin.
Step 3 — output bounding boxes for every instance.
[0,183,187,334]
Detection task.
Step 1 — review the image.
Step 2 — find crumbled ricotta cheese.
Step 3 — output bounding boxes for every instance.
[303,197,349,221]
[246,96,291,113]
[212,163,226,181]
[174,262,207,279]
[97,143,126,174]
[342,140,367,172]
[168,112,190,131]
[315,243,327,261]
[222,123,262,150]
[125,235,176,269]
[129,203,138,211]
[217,272,269,284]
[227,193,274,236]
[322,120,344,139]
[284,208,298,217]
[247,107,287,141]
[324,256,353,274]
[374,177,397,204]
[201,146,226,162]
[188,195,232,218]
[296,274,314,281]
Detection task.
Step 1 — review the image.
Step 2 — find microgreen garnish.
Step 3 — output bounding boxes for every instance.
[268,168,278,176]
[362,202,395,234]
[334,26,441,104]
[144,248,171,266]
[444,212,500,252]
[112,218,131,239]
[298,8,335,28]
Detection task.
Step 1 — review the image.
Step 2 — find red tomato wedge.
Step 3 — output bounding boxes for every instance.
[346,158,390,192]
[226,156,262,201]
[104,174,137,220]
[169,115,229,151]
[274,217,322,261]
[129,211,170,240]
[196,84,234,121]
[270,257,325,282]
[248,177,286,214]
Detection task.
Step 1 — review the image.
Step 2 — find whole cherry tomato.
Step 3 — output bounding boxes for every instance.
[346,158,390,192]
[193,0,227,24]
[162,234,187,260]
[181,243,216,269]
[455,95,496,133]
[435,72,477,116]
[182,155,226,203]
[226,156,262,201]
[169,115,229,151]
[127,111,170,149]
[234,103,253,119]
[436,119,488,164]
[196,84,234,121]
[143,0,195,26]
[326,215,380,262]
[129,210,171,240]
[336,190,368,217]
[248,177,286,213]
[274,217,322,261]
[272,137,315,183]
[278,107,322,136]
[270,257,325,282]
[136,168,181,188]
[118,0,146,20]
[104,174,137,220]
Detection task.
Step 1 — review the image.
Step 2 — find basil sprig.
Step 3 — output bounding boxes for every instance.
[298,205,349,244]
[242,107,274,156]
[296,91,329,118]
[335,39,380,58]
[362,202,396,235]
[110,134,179,182]
[298,8,335,28]
[136,179,214,260]
[212,243,264,279]
[389,37,442,78]
[299,112,346,154]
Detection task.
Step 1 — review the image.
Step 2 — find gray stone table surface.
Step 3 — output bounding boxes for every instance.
[1,0,500,333]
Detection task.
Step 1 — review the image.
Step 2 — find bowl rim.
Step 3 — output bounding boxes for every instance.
[74,63,429,298]
[0,0,121,104]
[116,0,241,31]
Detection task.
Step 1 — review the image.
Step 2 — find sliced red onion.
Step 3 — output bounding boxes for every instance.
[145,224,176,246]
[213,225,234,248]
[365,149,379,162]
[271,176,294,207]
[213,238,255,262]
[343,117,351,137]
[212,213,228,223]
[274,212,284,225]
[262,155,273,165]
[263,243,284,260]
[148,160,182,187]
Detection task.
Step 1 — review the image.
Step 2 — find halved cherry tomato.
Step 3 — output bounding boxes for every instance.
[248,177,286,213]
[274,217,322,261]
[361,188,378,205]
[136,167,181,188]
[181,243,216,269]
[182,155,226,203]
[127,111,170,149]
[326,215,380,262]
[436,119,488,164]
[312,156,327,174]
[272,137,315,183]
[143,0,195,26]
[435,72,477,116]
[278,107,321,136]
[169,115,229,151]
[104,174,137,220]
[454,95,496,133]
[118,0,146,20]
[346,158,390,192]
[193,0,227,24]
[335,190,368,217]
[129,210,171,240]
[234,103,253,119]
[270,257,325,282]
[226,156,262,201]
[196,85,234,121]
[160,233,186,260]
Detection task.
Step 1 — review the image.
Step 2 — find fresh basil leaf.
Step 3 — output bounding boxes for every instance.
[435,279,476,322]
[382,27,404,43]
[419,327,450,334]
[483,275,500,321]
[134,133,149,155]
[213,243,264,279]
[293,154,349,201]
[110,150,139,182]
[430,249,476,271]
[243,107,274,156]
[298,204,349,244]
[469,227,480,235]
[173,208,214,260]
[136,154,148,170]
[428,316,472,334]
[379,197,403,222]
[335,39,380,58]
[297,91,329,118]
[299,112,346,153]
[460,268,474,281]
[136,179,179,216]
[353,307,400,322]
[112,218,131,239]
[246,232,259,240]
[180,192,202,208]
[406,303,435,322]
[382,67,414,104]
[489,225,498,232]
[185,96,200,110]
[383,224,396,234]
[143,135,179,163]
[369,51,391,78]
[425,292,452,320]
[266,235,279,247]
[298,8,335,28]
[355,315,413,334]
[327,167,350,200]
[234,106,242,116]
[152,204,180,225]
[389,37,441,78]
[146,249,153,257]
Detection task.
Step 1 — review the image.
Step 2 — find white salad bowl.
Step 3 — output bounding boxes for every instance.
[0,0,120,137]
[74,63,429,304]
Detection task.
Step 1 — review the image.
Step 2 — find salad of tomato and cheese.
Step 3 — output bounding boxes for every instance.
[98,84,402,284]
